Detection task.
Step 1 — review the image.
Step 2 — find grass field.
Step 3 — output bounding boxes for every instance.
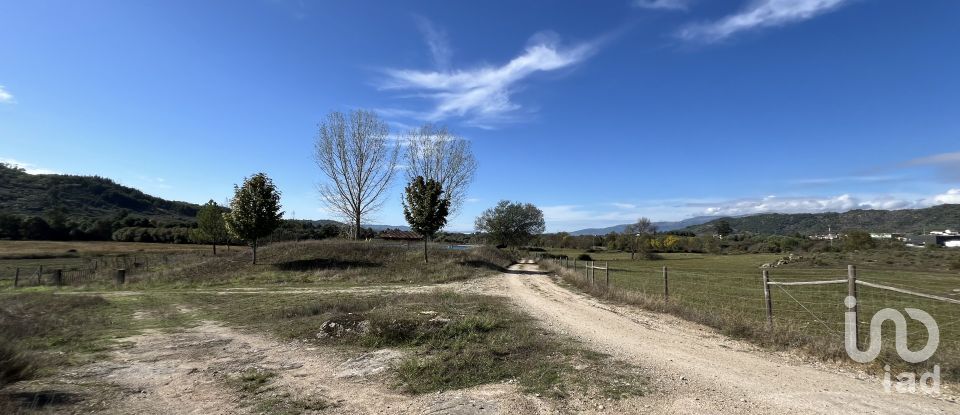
[0,240,513,290]
[539,249,960,380]
[0,240,647,412]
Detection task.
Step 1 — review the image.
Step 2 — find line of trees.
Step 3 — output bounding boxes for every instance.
[0,211,195,242]
[314,110,479,242]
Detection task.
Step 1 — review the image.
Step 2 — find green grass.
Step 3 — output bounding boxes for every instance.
[0,240,516,290]
[540,249,960,381]
[0,292,196,377]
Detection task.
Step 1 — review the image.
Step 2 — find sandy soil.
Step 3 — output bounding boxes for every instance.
[501,261,959,414]
[51,320,553,415]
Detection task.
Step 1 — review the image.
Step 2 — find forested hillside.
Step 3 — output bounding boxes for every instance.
[685,205,960,235]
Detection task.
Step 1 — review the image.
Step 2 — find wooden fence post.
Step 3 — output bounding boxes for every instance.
[762,269,773,328]
[37,265,43,285]
[663,266,669,302]
[14,267,19,288]
[847,265,859,348]
[574,258,577,269]
[115,269,126,287]
[53,270,63,288]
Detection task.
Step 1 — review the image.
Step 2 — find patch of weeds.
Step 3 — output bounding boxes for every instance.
[0,339,35,387]
[230,369,276,394]
[253,394,332,414]
[191,291,647,399]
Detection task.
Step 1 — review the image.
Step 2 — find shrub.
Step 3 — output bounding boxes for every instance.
[0,339,35,387]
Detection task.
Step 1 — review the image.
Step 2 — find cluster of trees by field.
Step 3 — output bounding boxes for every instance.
[535,217,896,256]
[188,109,543,263]
[0,210,194,242]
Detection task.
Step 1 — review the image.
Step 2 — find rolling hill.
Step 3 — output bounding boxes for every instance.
[682,205,960,235]
[570,216,718,236]
[0,163,407,230]
[0,163,200,222]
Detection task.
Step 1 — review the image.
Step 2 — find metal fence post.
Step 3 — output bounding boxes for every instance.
[663,266,669,302]
[847,265,859,348]
[762,269,773,328]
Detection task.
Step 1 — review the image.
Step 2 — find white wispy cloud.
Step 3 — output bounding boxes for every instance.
[540,202,682,231]
[0,86,14,104]
[540,188,960,231]
[0,158,57,174]
[790,174,900,186]
[414,15,452,70]
[379,31,598,126]
[633,0,690,11]
[933,189,960,204]
[690,194,918,216]
[678,0,853,42]
[901,151,960,182]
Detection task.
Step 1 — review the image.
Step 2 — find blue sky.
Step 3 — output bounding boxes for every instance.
[2,0,959,232]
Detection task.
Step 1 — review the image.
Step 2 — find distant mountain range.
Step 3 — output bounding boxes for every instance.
[569,216,719,236]
[682,205,960,236]
[7,164,959,238]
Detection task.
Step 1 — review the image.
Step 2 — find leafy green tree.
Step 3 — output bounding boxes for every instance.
[20,217,52,240]
[196,200,229,255]
[474,200,545,248]
[402,176,451,263]
[844,229,876,251]
[625,217,658,260]
[715,220,733,238]
[0,214,22,239]
[224,173,284,264]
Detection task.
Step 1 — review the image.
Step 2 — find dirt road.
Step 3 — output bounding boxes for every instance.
[503,261,958,414]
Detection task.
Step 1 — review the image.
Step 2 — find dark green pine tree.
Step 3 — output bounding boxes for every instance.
[402,176,451,263]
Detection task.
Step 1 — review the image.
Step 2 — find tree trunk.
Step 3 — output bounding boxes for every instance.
[252,239,258,265]
[355,215,362,240]
[423,237,429,264]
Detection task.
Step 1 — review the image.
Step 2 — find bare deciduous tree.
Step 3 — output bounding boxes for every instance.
[404,124,477,218]
[314,110,400,239]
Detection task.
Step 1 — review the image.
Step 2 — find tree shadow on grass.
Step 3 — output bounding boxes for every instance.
[272,258,380,271]
[506,267,549,276]
[460,260,508,273]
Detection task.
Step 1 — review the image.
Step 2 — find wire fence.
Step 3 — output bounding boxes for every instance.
[0,252,213,288]
[536,254,960,373]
